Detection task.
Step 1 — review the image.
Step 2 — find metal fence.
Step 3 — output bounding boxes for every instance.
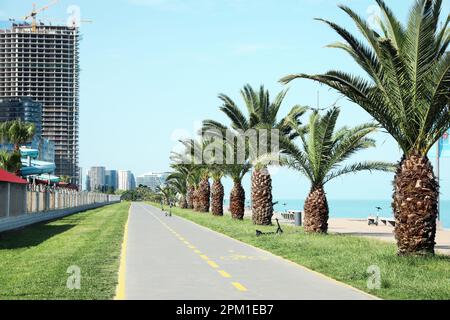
[24,184,120,214]
[0,183,121,232]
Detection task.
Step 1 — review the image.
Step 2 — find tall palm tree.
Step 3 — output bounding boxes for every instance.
[283,107,395,233]
[197,168,211,212]
[173,138,211,212]
[203,84,307,225]
[225,162,251,220]
[1,120,36,151]
[166,170,188,208]
[281,0,449,255]
[156,184,176,205]
[209,165,225,216]
[0,150,22,173]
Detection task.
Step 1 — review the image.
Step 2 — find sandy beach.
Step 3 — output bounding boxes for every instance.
[230,208,450,256]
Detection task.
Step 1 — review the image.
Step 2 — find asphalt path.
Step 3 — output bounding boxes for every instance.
[120,203,374,300]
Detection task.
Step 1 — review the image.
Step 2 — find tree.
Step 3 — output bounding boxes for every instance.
[0,150,22,173]
[178,138,211,213]
[281,0,449,255]
[0,120,36,151]
[283,107,395,233]
[166,170,188,208]
[203,84,307,225]
[209,164,225,216]
[225,161,251,220]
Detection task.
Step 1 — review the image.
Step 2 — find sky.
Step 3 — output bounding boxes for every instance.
[1,0,449,200]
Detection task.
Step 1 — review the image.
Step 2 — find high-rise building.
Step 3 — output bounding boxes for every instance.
[118,170,134,191]
[85,174,91,192]
[88,166,105,191]
[105,170,118,191]
[136,172,170,191]
[0,22,80,183]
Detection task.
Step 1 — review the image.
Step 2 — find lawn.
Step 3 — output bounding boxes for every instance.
[150,202,450,300]
[0,202,130,300]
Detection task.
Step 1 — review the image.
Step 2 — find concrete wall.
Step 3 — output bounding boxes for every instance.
[0,184,121,233]
[0,201,120,233]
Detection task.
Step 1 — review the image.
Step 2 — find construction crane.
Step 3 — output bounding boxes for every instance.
[23,0,59,33]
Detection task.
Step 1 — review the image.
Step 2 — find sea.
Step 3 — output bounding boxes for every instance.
[225,199,450,229]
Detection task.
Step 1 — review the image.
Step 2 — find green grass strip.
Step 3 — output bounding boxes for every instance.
[0,202,130,300]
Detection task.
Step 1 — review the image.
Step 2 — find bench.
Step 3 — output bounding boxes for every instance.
[281,212,295,221]
[380,217,396,227]
[367,216,379,226]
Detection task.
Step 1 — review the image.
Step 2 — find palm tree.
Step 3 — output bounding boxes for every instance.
[203,84,307,225]
[172,139,210,212]
[283,107,395,233]
[0,150,22,173]
[197,168,211,212]
[281,0,449,255]
[1,120,36,151]
[225,162,251,220]
[156,184,176,205]
[209,165,225,216]
[166,170,188,208]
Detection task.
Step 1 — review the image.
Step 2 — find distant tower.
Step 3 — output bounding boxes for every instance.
[0,22,80,184]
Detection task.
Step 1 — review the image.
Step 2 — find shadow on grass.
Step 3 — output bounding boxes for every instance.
[0,224,76,249]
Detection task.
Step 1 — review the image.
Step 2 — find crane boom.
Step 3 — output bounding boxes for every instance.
[23,0,60,32]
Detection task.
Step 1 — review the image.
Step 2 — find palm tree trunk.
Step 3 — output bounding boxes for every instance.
[180,195,188,209]
[304,186,329,233]
[186,186,194,209]
[230,181,245,220]
[251,167,273,225]
[393,154,437,256]
[193,187,199,211]
[198,178,210,212]
[211,179,224,216]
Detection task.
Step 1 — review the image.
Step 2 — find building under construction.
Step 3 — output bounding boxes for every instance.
[0,21,80,183]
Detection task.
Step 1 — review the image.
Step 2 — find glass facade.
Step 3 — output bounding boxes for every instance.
[0,97,42,145]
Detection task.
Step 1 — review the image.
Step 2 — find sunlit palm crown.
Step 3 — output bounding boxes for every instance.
[203,84,307,141]
[0,120,36,146]
[281,0,449,156]
[166,171,188,196]
[283,107,396,188]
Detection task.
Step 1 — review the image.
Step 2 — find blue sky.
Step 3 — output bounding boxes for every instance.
[1,0,449,200]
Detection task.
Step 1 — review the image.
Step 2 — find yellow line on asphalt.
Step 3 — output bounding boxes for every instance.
[218,270,231,278]
[207,260,219,269]
[232,282,248,292]
[114,205,131,300]
[140,204,249,293]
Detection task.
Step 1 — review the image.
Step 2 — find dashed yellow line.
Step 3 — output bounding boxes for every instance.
[139,204,248,293]
[218,270,231,278]
[232,282,248,292]
[114,205,131,300]
[207,260,219,269]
